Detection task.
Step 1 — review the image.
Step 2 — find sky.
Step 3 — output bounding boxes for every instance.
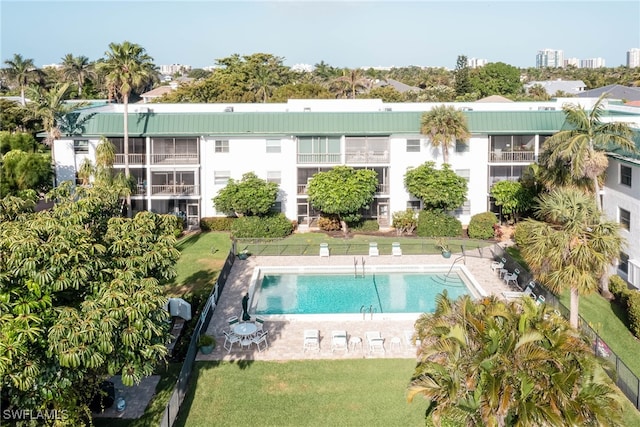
[1,0,639,70]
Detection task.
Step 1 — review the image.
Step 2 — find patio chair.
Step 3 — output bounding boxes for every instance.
[365,331,385,354]
[503,269,520,288]
[227,316,239,326]
[331,330,348,353]
[223,331,241,353]
[252,331,269,352]
[303,329,320,352]
[491,258,505,273]
[252,317,265,337]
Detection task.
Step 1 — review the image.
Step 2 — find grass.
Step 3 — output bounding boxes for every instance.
[163,231,233,297]
[174,359,426,427]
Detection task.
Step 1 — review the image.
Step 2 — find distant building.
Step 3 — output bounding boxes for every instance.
[628,48,640,68]
[371,79,421,94]
[580,58,606,68]
[577,84,640,102]
[536,49,564,68]
[291,63,313,73]
[565,58,579,67]
[159,64,191,75]
[524,79,586,96]
[468,58,488,68]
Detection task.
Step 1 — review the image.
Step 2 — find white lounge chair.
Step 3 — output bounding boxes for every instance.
[319,243,329,257]
[331,330,348,353]
[491,259,505,273]
[502,283,536,301]
[392,242,402,256]
[303,329,320,352]
[365,331,385,354]
[252,331,269,352]
[369,242,379,256]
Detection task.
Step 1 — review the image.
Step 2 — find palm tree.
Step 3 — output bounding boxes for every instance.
[330,69,370,99]
[61,54,95,97]
[542,94,636,210]
[25,83,81,145]
[3,54,38,106]
[408,293,623,426]
[420,105,470,164]
[520,188,624,328]
[96,41,155,217]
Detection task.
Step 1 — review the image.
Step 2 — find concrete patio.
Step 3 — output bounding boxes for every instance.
[198,251,513,362]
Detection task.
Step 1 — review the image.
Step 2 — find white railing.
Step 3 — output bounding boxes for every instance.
[297,184,307,195]
[151,153,199,164]
[489,151,535,162]
[296,153,341,164]
[151,185,200,195]
[114,154,146,164]
[376,184,389,194]
[345,151,390,164]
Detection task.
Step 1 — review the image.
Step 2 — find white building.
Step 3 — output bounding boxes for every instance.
[468,58,488,68]
[580,58,606,69]
[52,98,640,286]
[159,64,192,75]
[536,49,564,68]
[628,48,640,68]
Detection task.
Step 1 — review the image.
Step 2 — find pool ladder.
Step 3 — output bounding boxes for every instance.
[360,304,376,320]
[354,257,365,278]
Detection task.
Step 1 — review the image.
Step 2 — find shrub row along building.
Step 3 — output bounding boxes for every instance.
[53,97,640,288]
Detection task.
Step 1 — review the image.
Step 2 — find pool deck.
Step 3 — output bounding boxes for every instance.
[198,252,513,362]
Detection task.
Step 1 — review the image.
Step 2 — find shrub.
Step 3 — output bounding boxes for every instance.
[173,215,185,238]
[513,221,534,248]
[318,215,341,231]
[416,210,462,238]
[231,213,294,238]
[200,216,235,231]
[627,292,640,339]
[350,219,380,232]
[392,209,418,236]
[609,275,628,301]
[467,212,498,239]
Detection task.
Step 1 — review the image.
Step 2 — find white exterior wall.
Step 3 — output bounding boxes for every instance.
[54,137,100,184]
[603,158,640,288]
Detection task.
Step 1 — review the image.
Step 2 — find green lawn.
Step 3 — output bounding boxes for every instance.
[175,359,426,427]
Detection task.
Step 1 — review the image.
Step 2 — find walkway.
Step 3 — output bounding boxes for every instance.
[198,252,513,362]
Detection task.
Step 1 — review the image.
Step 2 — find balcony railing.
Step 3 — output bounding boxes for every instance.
[376,184,389,194]
[297,153,341,164]
[114,154,146,164]
[489,151,535,162]
[150,185,200,196]
[151,153,199,164]
[297,184,308,195]
[345,151,390,164]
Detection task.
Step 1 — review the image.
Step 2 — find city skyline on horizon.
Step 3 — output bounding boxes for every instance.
[2,1,640,70]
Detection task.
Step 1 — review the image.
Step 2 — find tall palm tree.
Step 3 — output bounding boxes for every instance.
[25,82,80,145]
[3,54,38,106]
[420,105,470,164]
[330,69,370,99]
[408,293,623,426]
[520,188,624,328]
[542,94,636,210]
[61,54,95,97]
[96,41,155,217]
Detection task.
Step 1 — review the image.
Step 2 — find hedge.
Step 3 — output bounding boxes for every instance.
[467,212,498,239]
[609,275,640,339]
[230,213,295,238]
[200,216,235,231]
[416,210,462,237]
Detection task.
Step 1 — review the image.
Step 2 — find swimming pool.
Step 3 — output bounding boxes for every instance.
[248,265,487,320]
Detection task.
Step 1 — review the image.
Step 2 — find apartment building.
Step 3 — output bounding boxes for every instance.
[52,98,640,285]
[536,49,564,68]
[627,48,640,68]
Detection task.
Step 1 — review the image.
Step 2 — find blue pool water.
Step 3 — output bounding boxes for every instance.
[254,272,470,315]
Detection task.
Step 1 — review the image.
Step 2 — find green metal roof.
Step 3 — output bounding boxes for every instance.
[66,110,569,137]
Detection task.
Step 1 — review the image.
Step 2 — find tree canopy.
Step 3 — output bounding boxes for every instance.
[0,186,180,424]
[469,62,523,98]
[213,171,279,217]
[404,161,467,212]
[490,180,535,223]
[307,166,378,233]
[409,293,623,426]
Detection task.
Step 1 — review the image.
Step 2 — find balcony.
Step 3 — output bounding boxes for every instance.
[489,150,535,163]
[151,184,200,196]
[297,153,341,164]
[345,151,389,164]
[151,153,199,164]
[297,184,308,195]
[376,184,389,195]
[114,154,146,164]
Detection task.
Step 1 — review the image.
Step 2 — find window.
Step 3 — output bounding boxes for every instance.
[407,200,421,212]
[267,171,281,184]
[270,201,282,213]
[621,165,632,187]
[406,139,420,152]
[214,171,230,185]
[74,140,89,153]
[215,140,229,153]
[451,200,471,217]
[620,208,631,230]
[619,252,629,275]
[455,169,470,180]
[266,139,281,153]
[455,140,469,153]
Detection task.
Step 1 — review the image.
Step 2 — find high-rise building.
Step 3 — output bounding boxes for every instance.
[628,48,640,68]
[564,58,579,67]
[580,58,606,68]
[468,58,488,68]
[159,64,192,75]
[536,49,564,68]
